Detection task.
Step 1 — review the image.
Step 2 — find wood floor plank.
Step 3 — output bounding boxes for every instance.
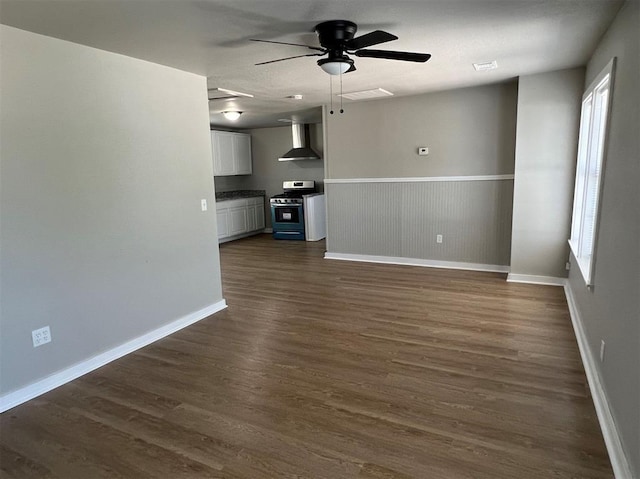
[0,235,613,478]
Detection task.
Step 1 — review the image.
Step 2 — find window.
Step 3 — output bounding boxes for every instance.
[569,58,616,286]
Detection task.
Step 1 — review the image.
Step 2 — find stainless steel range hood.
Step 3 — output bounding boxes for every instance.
[278,123,321,161]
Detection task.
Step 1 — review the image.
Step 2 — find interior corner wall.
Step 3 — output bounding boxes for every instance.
[567,0,640,475]
[510,68,585,278]
[0,26,224,396]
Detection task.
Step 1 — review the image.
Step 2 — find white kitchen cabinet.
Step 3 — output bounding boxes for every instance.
[247,205,257,232]
[233,133,252,175]
[211,130,252,176]
[215,196,265,243]
[216,209,230,239]
[229,206,248,235]
[252,197,266,230]
[246,197,265,232]
[255,202,265,230]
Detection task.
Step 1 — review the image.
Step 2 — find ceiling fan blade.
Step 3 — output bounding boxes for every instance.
[250,38,325,52]
[345,30,397,50]
[354,49,431,62]
[255,53,324,66]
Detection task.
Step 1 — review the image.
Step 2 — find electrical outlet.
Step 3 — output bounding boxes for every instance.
[565,261,571,271]
[201,199,208,211]
[600,340,605,362]
[32,326,51,348]
[436,234,443,244]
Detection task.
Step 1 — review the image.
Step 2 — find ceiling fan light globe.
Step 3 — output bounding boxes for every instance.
[317,58,352,75]
[222,111,242,121]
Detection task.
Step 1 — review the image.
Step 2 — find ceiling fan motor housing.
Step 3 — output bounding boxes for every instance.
[315,20,358,51]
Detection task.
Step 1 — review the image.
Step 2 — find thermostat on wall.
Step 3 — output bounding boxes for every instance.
[418,147,429,156]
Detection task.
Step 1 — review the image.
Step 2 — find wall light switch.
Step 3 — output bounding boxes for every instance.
[201,199,208,211]
[418,147,429,156]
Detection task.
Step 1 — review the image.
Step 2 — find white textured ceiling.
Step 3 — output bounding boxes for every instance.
[0,0,623,128]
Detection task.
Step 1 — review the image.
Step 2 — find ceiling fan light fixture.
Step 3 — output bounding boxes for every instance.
[222,111,242,121]
[317,57,353,75]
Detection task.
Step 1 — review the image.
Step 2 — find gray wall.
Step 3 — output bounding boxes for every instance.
[324,82,518,266]
[325,81,518,179]
[567,1,639,475]
[0,26,223,394]
[510,68,585,278]
[214,124,325,228]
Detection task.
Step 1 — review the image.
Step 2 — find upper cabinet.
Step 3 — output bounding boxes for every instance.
[233,132,252,175]
[211,130,252,176]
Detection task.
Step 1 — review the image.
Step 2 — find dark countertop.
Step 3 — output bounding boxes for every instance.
[215,189,266,201]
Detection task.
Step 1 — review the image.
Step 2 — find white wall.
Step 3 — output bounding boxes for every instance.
[510,68,585,279]
[0,26,224,397]
[566,0,640,475]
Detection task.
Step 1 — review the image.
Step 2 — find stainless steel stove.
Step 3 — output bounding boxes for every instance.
[270,181,316,204]
[270,181,316,240]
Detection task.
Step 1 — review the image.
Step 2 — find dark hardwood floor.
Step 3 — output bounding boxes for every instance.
[0,234,613,478]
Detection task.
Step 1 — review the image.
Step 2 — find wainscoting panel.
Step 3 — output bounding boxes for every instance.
[326,177,514,267]
[326,182,404,257]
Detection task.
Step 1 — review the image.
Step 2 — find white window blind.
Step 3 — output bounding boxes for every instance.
[569,58,615,286]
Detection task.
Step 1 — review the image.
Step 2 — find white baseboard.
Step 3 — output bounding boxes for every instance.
[564,284,634,479]
[263,227,273,233]
[507,273,567,286]
[0,300,227,413]
[219,229,265,244]
[324,252,509,273]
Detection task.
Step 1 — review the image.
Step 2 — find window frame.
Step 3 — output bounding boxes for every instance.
[569,58,616,286]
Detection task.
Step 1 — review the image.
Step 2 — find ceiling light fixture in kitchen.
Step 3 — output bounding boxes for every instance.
[222,111,242,121]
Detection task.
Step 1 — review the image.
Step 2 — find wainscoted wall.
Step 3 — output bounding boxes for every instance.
[326,176,514,268]
[324,81,518,269]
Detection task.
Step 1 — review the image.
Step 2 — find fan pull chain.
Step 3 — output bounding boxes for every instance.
[339,70,344,114]
[329,75,334,114]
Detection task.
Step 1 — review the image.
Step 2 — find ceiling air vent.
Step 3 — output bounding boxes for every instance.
[473,61,498,72]
[339,88,394,101]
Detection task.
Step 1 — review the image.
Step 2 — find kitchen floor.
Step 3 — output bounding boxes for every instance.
[0,234,612,478]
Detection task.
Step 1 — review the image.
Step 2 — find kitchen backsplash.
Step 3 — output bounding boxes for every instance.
[214,175,253,192]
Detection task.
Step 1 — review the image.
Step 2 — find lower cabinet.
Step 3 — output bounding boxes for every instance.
[248,202,265,231]
[216,196,265,243]
[229,207,248,235]
[216,209,230,239]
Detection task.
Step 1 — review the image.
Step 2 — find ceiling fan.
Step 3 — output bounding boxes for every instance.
[251,20,431,75]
